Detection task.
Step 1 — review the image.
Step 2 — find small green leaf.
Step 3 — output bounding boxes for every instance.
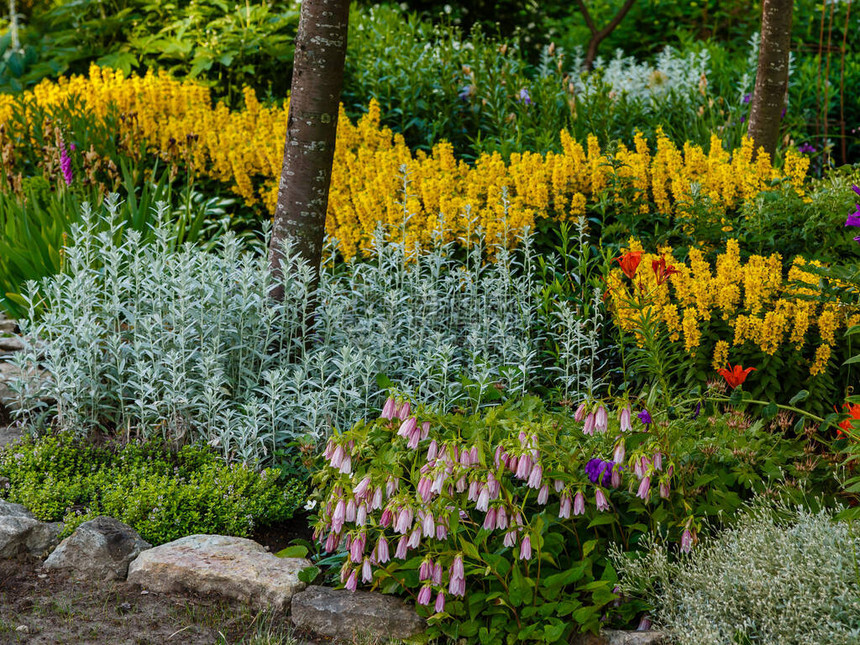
[275,545,308,558]
[789,390,809,405]
[297,565,320,584]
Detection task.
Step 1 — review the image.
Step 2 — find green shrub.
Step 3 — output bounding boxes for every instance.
[309,395,840,642]
[0,432,306,545]
[611,502,860,645]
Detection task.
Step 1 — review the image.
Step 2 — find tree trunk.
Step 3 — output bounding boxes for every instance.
[268,0,350,301]
[747,0,794,159]
[576,0,637,70]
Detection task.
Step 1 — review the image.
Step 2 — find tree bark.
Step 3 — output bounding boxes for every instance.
[746,0,794,160]
[268,0,350,301]
[576,0,637,70]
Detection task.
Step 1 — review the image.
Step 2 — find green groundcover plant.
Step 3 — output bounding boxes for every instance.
[308,395,841,642]
[0,432,306,545]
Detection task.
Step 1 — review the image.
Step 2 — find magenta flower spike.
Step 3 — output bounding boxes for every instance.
[60,142,73,186]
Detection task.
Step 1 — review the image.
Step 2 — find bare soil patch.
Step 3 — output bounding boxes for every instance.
[0,557,307,645]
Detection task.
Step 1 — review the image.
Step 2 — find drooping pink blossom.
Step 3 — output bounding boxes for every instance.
[574,401,588,422]
[519,535,532,560]
[637,476,651,500]
[345,569,358,591]
[362,557,373,583]
[395,536,408,559]
[573,491,586,515]
[613,441,626,464]
[482,507,497,531]
[559,494,571,519]
[537,484,549,505]
[595,489,610,511]
[595,406,608,432]
[434,591,445,613]
[381,397,397,419]
[619,406,632,432]
[376,536,390,563]
[583,413,596,436]
[417,584,432,605]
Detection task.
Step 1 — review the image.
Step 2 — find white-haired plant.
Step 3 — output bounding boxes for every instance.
[12,190,610,463]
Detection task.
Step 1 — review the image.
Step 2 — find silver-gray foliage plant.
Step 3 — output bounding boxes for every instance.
[610,501,860,645]
[12,193,608,463]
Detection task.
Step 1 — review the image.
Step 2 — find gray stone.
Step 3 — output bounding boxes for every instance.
[0,426,25,448]
[572,630,666,645]
[291,585,426,642]
[127,534,309,612]
[0,336,24,353]
[0,499,34,518]
[0,314,15,335]
[44,516,151,581]
[0,501,62,558]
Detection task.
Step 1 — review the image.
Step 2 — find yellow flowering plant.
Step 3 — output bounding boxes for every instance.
[0,66,811,261]
[606,239,859,414]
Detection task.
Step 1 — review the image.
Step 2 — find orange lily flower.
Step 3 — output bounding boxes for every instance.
[717,364,756,389]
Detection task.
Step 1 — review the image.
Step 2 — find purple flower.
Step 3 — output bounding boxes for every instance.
[691,401,701,420]
[798,142,816,155]
[458,85,472,101]
[519,88,532,105]
[638,409,652,425]
[60,142,73,186]
[742,93,752,104]
[846,186,860,232]
[585,458,616,486]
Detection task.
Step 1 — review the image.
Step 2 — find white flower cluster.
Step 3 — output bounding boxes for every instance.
[568,46,710,107]
[611,501,860,645]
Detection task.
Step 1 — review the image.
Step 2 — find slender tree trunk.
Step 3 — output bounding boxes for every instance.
[747,0,794,159]
[268,0,350,301]
[576,0,637,70]
[9,0,20,51]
